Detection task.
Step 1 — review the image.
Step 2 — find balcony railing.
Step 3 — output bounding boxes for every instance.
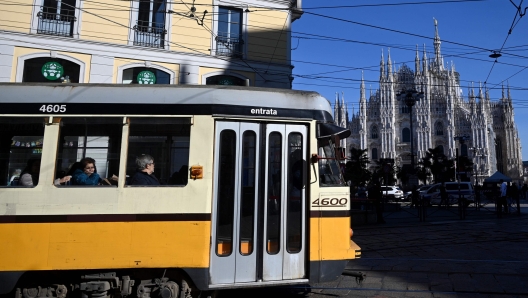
[37,7,76,37]
[133,20,166,49]
[215,35,244,58]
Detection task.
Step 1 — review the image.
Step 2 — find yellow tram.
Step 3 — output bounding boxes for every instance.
[0,84,360,297]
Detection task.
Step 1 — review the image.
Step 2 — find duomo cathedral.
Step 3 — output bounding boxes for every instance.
[334,20,523,183]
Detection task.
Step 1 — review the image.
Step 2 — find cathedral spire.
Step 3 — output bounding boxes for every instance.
[502,83,505,99]
[433,18,443,71]
[341,91,347,126]
[334,92,339,119]
[508,81,511,100]
[380,49,385,80]
[387,48,393,78]
[360,71,366,102]
[415,45,420,74]
[478,82,483,100]
[422,44,428,72]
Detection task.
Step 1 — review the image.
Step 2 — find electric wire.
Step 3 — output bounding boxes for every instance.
[483,0,526,85]
[2,1,524,104]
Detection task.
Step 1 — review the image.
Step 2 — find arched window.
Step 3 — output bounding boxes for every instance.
[22,57,80,83]
[402,128,410,142]
[371,148,378,160]
[437,145,444,155]
[435,122,444,136]
[371,126,378,139]
[206,75,246,86]
[122,67,170,84]
[401,105,410,114]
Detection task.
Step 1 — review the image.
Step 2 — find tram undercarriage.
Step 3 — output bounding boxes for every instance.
[10,270,199,298]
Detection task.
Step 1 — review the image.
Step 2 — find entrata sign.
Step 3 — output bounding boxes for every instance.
[41,62,64,81]
[137,70,156,84]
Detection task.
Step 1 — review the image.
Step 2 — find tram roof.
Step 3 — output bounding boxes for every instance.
[0,83,333,120]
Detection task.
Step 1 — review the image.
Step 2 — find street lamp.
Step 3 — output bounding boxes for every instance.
[396,88,424,175]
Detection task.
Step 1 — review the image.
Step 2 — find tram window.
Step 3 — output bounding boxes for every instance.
[56,117,122,186]
[127,117,191,186]
[287,133,303,253]
[239,131,256,256]
[267,132,282,255]
[318,140,345,187]
[0,117,46,187]
[216,130,236,256]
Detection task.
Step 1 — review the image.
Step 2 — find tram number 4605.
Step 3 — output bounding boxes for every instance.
[39,105,66,113]
[311,198,348,207]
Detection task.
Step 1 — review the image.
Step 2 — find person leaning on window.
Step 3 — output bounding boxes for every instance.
[130,154,160,185]
[72,157,101,185]
[19,158,71,186]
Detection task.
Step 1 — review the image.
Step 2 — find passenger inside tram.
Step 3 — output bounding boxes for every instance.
[18,158,41,186]
[129,154,160,186]
[71,157,100,185]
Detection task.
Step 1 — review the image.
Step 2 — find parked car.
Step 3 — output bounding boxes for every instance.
[404,185,432,201]
[380,185,404,201]
[421,182,475,206]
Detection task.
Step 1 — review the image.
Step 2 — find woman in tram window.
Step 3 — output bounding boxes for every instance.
[71,157,101,185]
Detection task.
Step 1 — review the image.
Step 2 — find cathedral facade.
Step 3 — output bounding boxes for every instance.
[336,20,523,184]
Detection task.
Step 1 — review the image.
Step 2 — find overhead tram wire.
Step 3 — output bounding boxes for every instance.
[300,10,528,62]
[298,0,487,9]
[0,30,523,93]
[484,1,527,85]
[56,1,281,84]
[9,0,526,64]
[264,10,291,74]
[115,0,485,9]
[5,1,527,92]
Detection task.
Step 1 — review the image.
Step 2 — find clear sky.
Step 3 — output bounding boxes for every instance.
[291,0,528,159]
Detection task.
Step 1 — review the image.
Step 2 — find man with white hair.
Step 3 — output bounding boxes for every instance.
[129,154,160,185]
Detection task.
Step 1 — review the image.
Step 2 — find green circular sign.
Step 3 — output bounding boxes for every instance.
[41,62,64,80]
[137,70,156,84]
[218,78,235,85]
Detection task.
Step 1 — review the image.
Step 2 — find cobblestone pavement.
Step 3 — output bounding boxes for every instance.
[219,205,528,297]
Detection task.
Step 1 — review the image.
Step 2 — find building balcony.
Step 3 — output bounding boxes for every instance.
[133,21,166,49]
[36,7,76,37]
[215,36,244,58]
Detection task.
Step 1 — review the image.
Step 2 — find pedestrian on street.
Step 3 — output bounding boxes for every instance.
[439,183,448,209]
[369,176,384,224]
[499,179,508,216]
[410,185,419,208]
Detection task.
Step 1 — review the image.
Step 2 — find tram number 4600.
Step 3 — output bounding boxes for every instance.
[311,198,348,207]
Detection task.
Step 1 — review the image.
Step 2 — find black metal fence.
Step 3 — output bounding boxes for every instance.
[215,35,244,58]
[133,21,166,49]
[37,7,76,37]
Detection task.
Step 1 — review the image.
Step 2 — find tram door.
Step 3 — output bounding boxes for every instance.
[210,122,307,284]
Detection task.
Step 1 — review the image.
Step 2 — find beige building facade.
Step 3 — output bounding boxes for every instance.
[0,0,302,87]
